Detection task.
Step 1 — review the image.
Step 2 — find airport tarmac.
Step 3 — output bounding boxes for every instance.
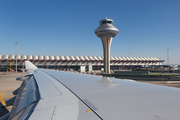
[143,81,180,88]
[0,72,26,112]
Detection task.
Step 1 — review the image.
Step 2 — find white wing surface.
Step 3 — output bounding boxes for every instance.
[2,61,180,120]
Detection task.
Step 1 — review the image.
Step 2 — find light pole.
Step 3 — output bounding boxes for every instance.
[167,48,169,70]
[16,42,18,73]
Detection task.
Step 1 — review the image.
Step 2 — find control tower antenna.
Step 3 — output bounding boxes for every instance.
[94,18,119,74]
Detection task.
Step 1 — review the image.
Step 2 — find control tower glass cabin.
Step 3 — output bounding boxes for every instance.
[95,18,119,74]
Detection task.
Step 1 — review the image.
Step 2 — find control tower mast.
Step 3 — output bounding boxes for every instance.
[95,18,119,74]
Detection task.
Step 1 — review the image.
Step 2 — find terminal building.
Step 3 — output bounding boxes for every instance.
[0,55,164,72]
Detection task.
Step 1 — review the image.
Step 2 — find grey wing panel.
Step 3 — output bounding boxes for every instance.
[41,69,180,120]
[6,61,101,120]
[7,67,180,120]
[29,70,101,120]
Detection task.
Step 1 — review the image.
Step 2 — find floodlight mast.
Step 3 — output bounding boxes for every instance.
[95,17,119,74]
[16,42,18,73]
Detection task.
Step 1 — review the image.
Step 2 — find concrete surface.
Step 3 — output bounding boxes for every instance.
[0,72,26,112]
[146,81,180,88]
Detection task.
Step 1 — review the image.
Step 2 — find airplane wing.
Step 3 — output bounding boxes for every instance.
[1,61,180,120]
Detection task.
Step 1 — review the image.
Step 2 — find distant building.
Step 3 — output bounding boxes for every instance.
[0,55,164,72]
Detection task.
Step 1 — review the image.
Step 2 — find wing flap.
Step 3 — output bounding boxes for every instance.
[31,69,102,120]
[33,71,62,98]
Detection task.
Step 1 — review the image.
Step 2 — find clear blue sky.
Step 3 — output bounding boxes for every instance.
[0,0,180,64]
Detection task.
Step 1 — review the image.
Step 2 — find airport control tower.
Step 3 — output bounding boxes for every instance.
[95,18,119,74]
